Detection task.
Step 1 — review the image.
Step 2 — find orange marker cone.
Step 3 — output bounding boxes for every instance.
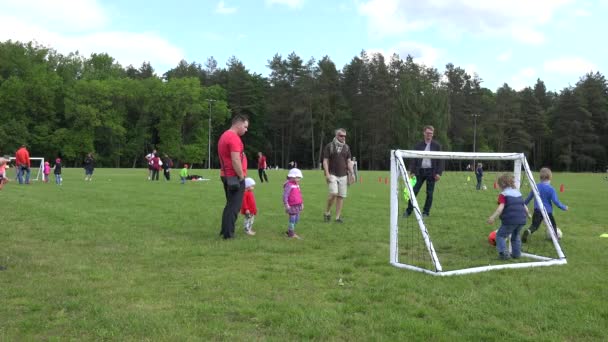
[493,182,497,189]
[384,177,388,184]
[560,184,564,192]
[359,176,362,183]
[378,177,382,183]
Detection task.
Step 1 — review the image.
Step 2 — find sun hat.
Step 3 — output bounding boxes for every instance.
[287,168,303,178]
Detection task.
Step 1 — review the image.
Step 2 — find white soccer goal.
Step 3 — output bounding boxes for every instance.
[390,150,567,276]
[9,157,45,182]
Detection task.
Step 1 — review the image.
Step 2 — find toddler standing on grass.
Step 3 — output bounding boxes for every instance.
[54,157,62,185]
[283,168,304,239]
[522,167,568,242]
[487,173,529,260]
[0,155,10,190]
[180,164,189,184]
[240,177,257,236]
[43,161,51,183]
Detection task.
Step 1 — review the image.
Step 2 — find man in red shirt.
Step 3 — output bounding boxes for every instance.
[15,144,31,184]
[218,114,249,239]
[257,151,269,183]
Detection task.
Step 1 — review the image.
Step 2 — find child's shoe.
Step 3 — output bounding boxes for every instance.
[245,230,256,236]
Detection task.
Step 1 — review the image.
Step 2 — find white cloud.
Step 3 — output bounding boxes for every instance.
[357,0,572,44]
[543,57,597,75]
[497,50,512,62]
[574,8,592,16]
[216,1,237,14]
[510,67,537,90]
[265,0,304,9]
[0,0,184,73]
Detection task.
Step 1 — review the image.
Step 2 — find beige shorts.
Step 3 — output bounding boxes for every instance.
[328,175,348,197]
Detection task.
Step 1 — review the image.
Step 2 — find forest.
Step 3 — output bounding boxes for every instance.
[1,40,606,171]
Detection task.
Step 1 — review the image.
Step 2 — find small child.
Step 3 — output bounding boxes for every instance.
[54,157,62,185]
[241,177,257,236]
[522,167,568,242]
[0,155,10,190]
[283,168,304,239]
[43,161,51,183]
[180,164,189,184]
[475,163,483,190]
[487,173,529,260]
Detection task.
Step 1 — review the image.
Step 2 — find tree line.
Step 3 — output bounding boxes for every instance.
[1,40,606,172]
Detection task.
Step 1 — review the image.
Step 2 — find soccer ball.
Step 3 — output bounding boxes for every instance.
[546,227,563,240]
[488,230,497,246]
[482,184,487,190]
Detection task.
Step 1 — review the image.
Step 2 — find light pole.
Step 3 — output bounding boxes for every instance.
[206,99,216,169]
[471,113,480,168]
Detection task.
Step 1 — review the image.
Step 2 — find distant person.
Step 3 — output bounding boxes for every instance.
[180,164,189,184]
[522,167,568,242]
[283,168,304,239]
[257,152,269,183]
[162,154,173,181]
[352,157,359,182]
[54,157,62,185]
[240,177,258,236]
[0,155,10,190]
[475,163,484,190]
[15,144,31,184]
[218,114,249,240]
[43,161,51,183]
[84,152,95,181]
[145,149,157,180]
[487,173,529,260]
[150,153,161,181]
[403,125,444,218]
[322,128,355,223]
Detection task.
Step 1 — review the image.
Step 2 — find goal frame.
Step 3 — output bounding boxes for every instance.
[390,150,567,276]
[9,157,45,182]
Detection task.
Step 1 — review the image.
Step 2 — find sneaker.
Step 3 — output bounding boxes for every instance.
[245,230,256,236]
[499,252,511,260]
[511,254,521,259]
[521,229,530,243]
[323,213,331,222]
[335,217,344,223]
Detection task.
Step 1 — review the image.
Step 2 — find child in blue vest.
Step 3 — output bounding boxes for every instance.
[522,167,568,242]
[487,173,529,260]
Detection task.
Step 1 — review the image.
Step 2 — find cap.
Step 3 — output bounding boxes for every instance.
[287,168,303,179]
[245,177,256,188]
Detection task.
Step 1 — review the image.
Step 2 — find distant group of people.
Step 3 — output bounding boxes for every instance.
[145,149,174,181]
[0,144,95,187]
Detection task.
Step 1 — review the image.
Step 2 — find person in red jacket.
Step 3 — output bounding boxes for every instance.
[257,152,269,183]
[240,177,257,236]
[15,144,31,184]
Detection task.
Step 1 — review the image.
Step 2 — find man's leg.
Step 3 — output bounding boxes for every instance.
[335,196,344,219]
[221,179,245,239]
[263,170,268,182]
[258,169,264,183]
[25,167,30,184]
[405,175,425,216]
[423,178,436,215]
[325,194,336,221]
[17,166,23,184]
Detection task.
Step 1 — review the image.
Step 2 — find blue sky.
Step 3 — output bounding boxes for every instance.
[1,0,606,91]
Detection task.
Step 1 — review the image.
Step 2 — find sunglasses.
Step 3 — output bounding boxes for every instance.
[338,134,347,138]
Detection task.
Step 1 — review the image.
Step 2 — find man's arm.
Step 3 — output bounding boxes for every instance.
[231,151,244,180]
[323,158,330,179]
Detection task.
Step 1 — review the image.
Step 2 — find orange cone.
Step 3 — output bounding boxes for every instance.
[493,182,498,189]
[384,177,388,184]
[560,184,564,192]
[378,177,382,183]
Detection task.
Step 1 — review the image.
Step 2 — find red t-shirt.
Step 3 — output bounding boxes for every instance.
[15,147,30,167]
[218,130,247,177]
[258,155,267,169]
[240,190,257,215]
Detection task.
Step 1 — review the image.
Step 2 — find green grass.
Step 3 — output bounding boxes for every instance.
[1,168,607,340]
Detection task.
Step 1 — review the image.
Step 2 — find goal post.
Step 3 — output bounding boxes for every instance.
[8,157,45,182]
[390,150,567,276]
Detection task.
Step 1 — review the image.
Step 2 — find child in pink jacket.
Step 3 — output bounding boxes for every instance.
[283,168,304,239]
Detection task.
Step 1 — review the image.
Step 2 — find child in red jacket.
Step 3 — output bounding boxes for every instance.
[241,177,258,236]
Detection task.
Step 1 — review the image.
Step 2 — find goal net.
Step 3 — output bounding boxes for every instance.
[8,157,45,182]
[390,150,567,276]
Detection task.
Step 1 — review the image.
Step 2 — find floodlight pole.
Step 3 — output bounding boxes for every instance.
[207,99,216,169]
[472,113,480,168]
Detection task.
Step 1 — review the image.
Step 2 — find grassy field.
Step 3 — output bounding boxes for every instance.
[1,167,607,340]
